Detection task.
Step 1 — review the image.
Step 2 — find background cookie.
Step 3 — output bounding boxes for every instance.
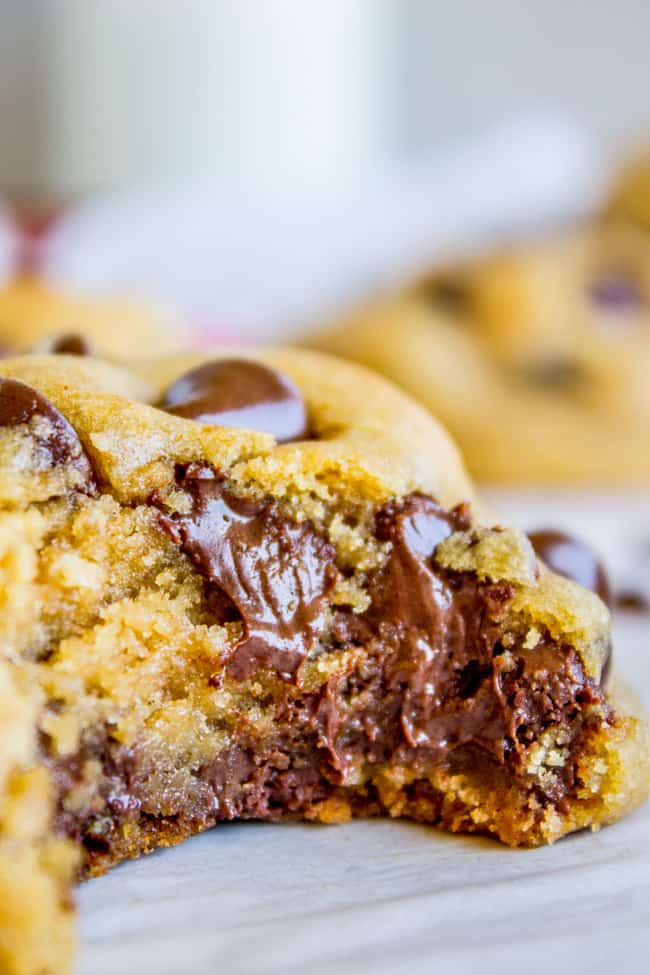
[309,222,650,483]
[605,149,650,230]
[0,277,180,359]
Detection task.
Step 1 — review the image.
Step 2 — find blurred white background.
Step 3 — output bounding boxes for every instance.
[1,0,649,200]
[0,0,649,339]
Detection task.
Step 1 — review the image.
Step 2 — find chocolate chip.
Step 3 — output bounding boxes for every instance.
[588,272,644,312]
[49,333,93,356]
[156,464,336,680]
[0,377,95,487]
[419,274,470,315]
[528,529,612,607]
[614,588,650,613]
[158,359,309,443]
[521,360,582,388]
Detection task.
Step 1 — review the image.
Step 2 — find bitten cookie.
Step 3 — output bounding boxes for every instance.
[309,222,650,482]
[0,348,647,973]
[0,277,180,359]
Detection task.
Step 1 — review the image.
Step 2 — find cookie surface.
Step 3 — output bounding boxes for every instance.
[0,277,179,359]
[310,223,650,482]
[0,348,647,974]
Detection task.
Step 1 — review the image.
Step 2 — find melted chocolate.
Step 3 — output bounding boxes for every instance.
[0,376,95,486]
[528,529,612,607]
[156,464,337,679]
[49,333,93,356]
[372,495,471,627]
[45,727,140,851]
[159,359,309,443]
[51,492,607,867]
[198,740,332,822]
[345,497,600,769]
[155,481,603,768]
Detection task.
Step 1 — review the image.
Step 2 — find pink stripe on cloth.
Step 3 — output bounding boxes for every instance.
[189,322,251,348]
[10,204,64,275]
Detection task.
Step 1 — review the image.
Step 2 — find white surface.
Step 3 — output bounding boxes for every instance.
[77,490,650,975]
[40,115,603,338]
[0,115,604,337]
[3,3,650,196]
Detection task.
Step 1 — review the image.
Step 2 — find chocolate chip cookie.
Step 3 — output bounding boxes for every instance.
[0,277,179,359]
[0,349,647,973]
[309,222,650,482]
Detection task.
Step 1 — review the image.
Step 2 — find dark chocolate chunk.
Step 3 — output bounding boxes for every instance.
[372,494,471,639]
[589,272,644,312]
[198,741,332,821]
[363,496,517,758]
[0,376,95,486]
[156,464,336,680]
[49,333,93,356]
[158,359,309,442]
[528,529,612,607]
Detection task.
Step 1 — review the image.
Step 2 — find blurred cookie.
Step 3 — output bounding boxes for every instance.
[0,277,180,359]
[605,149,650,230]
[310,222,650,483]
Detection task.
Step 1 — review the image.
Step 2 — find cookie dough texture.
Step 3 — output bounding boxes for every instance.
[0,348,647,974]
[0,277,180,358]
[309,223,650,482]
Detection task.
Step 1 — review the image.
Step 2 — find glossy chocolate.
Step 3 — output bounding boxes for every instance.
[0,376,95,485]
[528,529,612,606]
[159,359,309,442]
[156,464,336,679]
[357,498,600,769]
